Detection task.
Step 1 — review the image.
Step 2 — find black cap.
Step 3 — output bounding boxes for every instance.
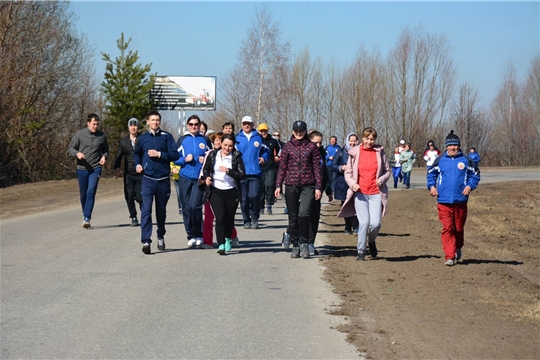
[445,130,460,147]
[292,120,307,132]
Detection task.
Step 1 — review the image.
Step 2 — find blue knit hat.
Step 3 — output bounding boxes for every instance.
[445,130,460,147]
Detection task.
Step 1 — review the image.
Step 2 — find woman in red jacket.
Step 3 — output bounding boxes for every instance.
[338,127,390,261]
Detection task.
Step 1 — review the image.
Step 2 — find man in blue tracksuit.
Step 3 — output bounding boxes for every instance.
[174,114,211,246]
[134,110,179,254]
[325,136,340,194]
[427,130,480,266]
[236,116,269,229]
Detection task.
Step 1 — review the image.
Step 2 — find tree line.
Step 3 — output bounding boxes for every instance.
[1,2,538,187]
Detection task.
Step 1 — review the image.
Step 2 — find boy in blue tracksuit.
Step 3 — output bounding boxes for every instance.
[134,111,179,254]
[174,115,211,246]
[325,136,340,193]
[236,116,269,229]
[427,130,480,266]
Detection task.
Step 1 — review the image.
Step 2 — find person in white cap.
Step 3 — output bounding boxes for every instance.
[235,116,269,229]
[114,117,143,226]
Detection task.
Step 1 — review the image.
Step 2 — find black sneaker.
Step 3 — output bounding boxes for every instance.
[290,246,300,258]
[357,253,366,261]
[157,237,165,251]
[142,242,151,254]
[300,244,310,259]
[369,241,378,258]
[131,217,139,227]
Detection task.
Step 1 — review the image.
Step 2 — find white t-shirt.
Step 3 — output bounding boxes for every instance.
[212,150,236,190]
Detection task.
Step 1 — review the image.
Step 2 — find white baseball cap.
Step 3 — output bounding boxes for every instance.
[241,116,253,123]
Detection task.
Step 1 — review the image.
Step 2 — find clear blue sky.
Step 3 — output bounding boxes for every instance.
[71,1,539,112]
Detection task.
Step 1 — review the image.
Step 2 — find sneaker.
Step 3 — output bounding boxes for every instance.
[260,207,265,214]
[142,242,151,254]
[231,237,240,248]
[178,208,182,215]
[131,217,139,227]
[195,238,203,247]
[290,246,300,258]
[301,244,310,259]
[352,228,359,235]
[284,207,288,214]
[308,244,316,256]
[357,253,366,261]
[281,232,290,249]
[344,229,352,235]
[266,206,272,215]
[200,243,213,249]
[251,220,259,229]
[217,244,225,255]
[368,241,378,258]
[243,221,251,229]
[456,248,462,261]
[225,238,232,253]
[445,259,455,266]
[157,237,165,251]
[82,218,90,228]
[187,239,196,247]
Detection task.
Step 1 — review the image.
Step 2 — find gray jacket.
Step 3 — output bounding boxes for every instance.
[68,128,109,171]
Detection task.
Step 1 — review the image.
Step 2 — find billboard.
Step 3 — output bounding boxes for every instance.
[150,76,216,111]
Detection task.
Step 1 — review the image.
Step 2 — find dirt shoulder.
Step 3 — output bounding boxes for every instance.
[320,181,539,359]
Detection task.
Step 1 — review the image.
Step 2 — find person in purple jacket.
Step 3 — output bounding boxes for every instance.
[275,120,322,259]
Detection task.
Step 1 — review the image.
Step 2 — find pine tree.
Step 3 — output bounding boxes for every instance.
[101,33,155,142]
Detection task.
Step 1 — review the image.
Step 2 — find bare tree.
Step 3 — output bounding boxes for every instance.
[0,1,98,186]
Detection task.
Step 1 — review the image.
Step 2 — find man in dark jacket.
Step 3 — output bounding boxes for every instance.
[114,118,142,227]
[258,123,280,215]
[134,111,180,254]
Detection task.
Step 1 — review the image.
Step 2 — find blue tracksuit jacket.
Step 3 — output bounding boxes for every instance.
[325,143,341,167]
[174,134,211,180]
[235,130,269,176]
[427,150,480,204]
[134,129,179,180]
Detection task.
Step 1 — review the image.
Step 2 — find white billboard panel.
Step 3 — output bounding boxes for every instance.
[151,76,216,111]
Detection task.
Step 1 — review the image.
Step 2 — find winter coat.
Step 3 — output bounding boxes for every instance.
[399,149,416,172]
[330,145,353,201]
[337,144,391,218]
[427,150,480,204]
[275,135,322,190]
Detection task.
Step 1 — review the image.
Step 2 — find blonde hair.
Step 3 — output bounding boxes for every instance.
[361,127,377,139]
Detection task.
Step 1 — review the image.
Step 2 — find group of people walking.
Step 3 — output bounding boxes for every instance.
[69,112,480,266]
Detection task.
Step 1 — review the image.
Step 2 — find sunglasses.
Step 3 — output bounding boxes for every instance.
[273,134,280,137]
[187,122,200,126]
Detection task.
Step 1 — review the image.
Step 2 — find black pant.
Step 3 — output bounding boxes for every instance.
[308,198,321,244]
[285,185,315,246]
[124,173,142,218]
[341,200,359,231]
[260,168,276,208]
[209,187,238,245]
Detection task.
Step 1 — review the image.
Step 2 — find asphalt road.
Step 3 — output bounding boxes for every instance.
[1,167,537,359]
[1,193,359,359]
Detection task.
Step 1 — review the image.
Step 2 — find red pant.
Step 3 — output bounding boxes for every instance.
[203,201,237,246]
[437,203,467,260]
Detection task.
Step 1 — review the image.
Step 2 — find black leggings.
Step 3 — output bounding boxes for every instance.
[209,187,238,245]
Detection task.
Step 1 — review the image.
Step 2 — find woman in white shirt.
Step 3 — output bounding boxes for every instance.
[202,134,246,254]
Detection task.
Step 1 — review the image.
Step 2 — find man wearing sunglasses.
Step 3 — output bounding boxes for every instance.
[175,115,212,247]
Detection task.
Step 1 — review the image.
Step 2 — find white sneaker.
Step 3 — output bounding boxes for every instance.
[195,238,203,246]
[187,239,196,247]
[445,259,455,266]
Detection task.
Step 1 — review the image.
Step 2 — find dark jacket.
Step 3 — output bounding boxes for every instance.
[330,146,351,201]
[68,128,109,171]
[134,129,179,180]
[261,135,280,171]
[202,148,246,203]
[275,135,322,190]
[114,134,139,174]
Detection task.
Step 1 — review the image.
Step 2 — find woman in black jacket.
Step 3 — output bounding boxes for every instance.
[202,134,246,254]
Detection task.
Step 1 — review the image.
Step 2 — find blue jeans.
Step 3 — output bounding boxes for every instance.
[140,177,170,243]
[240,175,262,223]
[76,167,102,219]
[402,171,411,188]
